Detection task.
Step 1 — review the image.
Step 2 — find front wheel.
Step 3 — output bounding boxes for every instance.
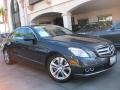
[3,50,14,65]
[47,55,72,82]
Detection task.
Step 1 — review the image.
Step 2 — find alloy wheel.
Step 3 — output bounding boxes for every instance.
[50,57,71,80]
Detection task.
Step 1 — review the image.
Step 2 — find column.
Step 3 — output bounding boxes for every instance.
[62,12,72,30]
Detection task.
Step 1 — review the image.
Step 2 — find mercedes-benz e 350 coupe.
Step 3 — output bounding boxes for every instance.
[3,25,117,82]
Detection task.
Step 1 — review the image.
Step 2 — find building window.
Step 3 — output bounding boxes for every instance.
[98,15,112,22]
[11,0,21,29]
[98,15,112,29]
[78,19,89,28]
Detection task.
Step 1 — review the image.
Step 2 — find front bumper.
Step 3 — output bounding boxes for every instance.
[71,55,117,76]
[75,67,111,76]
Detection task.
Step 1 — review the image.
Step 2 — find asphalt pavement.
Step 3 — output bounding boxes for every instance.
[0,51,120,90]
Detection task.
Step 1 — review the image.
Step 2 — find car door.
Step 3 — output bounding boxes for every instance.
[7,28,23,57]
[17,27,45,64]
[10,28,29,60]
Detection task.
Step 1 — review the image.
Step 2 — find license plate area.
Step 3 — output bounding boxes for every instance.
[110,56,117,65]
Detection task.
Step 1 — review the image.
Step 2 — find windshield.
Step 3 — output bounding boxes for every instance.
[33,25,73,38]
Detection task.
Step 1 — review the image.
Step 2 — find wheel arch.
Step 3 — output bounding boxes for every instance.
[45,51,63,67]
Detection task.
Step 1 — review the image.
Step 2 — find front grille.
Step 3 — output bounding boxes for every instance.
[95,44,115,57]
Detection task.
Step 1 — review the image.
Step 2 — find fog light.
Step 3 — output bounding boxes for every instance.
[85,68,90,73]
[90,68,94,72]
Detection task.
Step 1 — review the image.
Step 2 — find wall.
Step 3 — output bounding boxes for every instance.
[27,0,91,22]
[73,7,120,24]
[6,0,28,32]
[27,0,71,14]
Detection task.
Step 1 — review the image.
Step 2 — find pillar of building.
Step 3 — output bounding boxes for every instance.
[62,12,72,30]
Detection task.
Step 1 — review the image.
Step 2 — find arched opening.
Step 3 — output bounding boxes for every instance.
[31,12,63,27]
[11,0,21,29]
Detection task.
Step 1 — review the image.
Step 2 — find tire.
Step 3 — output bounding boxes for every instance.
[3,50,15,65]
[47,55,72,82]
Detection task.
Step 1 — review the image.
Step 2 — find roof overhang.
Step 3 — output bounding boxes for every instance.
[72,0,120,14]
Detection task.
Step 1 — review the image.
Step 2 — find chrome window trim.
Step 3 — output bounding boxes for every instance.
[22,27,39,41]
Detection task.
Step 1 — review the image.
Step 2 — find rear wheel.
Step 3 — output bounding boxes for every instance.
[3,50,14,65]
[47,55,72,82]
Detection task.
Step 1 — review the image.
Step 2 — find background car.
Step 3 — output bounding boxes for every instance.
[77,22,120,48]
[0,33,10,48]
[3,25,117,82]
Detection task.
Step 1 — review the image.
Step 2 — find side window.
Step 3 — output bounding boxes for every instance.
[10,27,35,40]
[21,27,35,37]
[10,28,21,40]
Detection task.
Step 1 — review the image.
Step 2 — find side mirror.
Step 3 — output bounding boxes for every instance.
[24,35,35,41]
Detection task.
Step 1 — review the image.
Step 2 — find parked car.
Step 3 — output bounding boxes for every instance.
[0,33,10,38]
[3,25,117,82]
[0,33,10,48]
[77,22,120,48]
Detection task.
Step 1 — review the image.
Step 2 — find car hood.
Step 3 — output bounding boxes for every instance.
[47,34,110,49]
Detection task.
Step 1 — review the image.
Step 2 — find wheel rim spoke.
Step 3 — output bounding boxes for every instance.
[55,58,60,65]
[61,71,66,78]
[56,70,61,78]
[51,62,58,68]
[62,70,68,77]
[53,69,59,76]
[59,58,64,65]
[64,63,69,68]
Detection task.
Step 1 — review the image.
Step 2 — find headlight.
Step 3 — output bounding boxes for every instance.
[68,47,89,57]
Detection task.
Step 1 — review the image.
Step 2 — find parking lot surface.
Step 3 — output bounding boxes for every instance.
[0,51,120,90]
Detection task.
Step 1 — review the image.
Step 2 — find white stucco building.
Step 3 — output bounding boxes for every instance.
[4,0,120,32]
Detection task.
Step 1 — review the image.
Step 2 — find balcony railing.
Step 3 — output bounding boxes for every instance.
[29,0,43,5]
